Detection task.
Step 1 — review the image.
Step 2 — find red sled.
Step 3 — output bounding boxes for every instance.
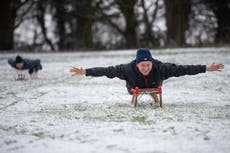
[131,86,163,107]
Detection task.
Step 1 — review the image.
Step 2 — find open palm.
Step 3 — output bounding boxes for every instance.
[206,63,224,72]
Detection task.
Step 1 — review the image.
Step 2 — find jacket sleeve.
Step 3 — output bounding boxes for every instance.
[159,62,206,80]
[85,64,127,80]
[8,59,17,69]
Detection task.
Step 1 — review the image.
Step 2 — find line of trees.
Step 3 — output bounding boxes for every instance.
[0,0,229,51]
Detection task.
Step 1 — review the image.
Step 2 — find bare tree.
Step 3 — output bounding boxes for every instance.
[138,0,163,47]
[203,0,230,44]
[0,0,31,50]
[36,0,55,51]
[73,0,94,49]
[164,0,191,46]
[116,0,138,48]
[94,0,138,48]
[52,0,67,50]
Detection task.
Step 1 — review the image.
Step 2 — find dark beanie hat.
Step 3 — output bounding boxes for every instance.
[136,48,153,64]
[15,55,23,64]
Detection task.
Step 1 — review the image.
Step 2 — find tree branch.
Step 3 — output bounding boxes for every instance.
[94,0,124,35]
[14,1,35,29]
[36,0,55,51]
[14,0,30,11]
[151,0,159,26]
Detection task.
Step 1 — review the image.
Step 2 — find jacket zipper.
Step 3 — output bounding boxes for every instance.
[144,76,149,88]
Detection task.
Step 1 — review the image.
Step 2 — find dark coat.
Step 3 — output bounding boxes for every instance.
[85,59,206,89]
[8,58,42,74]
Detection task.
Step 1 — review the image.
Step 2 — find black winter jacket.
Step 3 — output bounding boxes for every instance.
[86,59,206,89]
[8,58,42,74]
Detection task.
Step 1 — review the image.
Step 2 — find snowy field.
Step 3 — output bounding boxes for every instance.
[0,48,230,153]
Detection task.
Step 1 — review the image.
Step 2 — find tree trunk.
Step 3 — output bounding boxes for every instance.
[74,0,93,49]
[0,0,16,50]
[202,0,230,44]
[117,0,138,48]
[140,0,160,47]
[36,0,55,51]
[164,0,191,47]
[213,1,230,43]
[52,0,66,50]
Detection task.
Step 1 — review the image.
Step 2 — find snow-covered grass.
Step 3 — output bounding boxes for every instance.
[0,48,230,153]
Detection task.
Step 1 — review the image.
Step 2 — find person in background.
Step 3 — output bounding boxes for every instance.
[8,55,42,79]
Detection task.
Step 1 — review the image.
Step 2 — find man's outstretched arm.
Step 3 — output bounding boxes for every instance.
[70,64,127,80]
[159,62,224,80]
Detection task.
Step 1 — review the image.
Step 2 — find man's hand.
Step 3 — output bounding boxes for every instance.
[206,63,224,72]
[70,67,86,76]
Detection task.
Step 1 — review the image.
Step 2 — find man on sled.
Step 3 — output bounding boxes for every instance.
[70,48,224,107]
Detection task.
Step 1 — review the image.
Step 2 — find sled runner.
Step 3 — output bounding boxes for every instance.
[131,86,162,107]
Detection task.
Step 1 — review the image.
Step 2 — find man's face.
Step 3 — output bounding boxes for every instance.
[16,62,24,69]
[136,61,152,76]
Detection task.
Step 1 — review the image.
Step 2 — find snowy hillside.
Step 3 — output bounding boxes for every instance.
[0,48,230,153]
